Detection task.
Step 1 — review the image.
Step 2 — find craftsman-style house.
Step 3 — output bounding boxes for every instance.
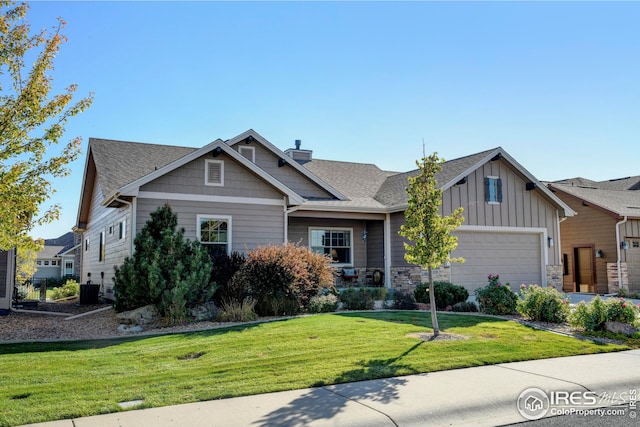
[75,129,574,299]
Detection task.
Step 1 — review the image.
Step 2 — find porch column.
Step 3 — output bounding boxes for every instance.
[384,213,391,288]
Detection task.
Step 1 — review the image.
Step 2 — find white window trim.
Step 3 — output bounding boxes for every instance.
[238,146,255,162]
[64,260,74,275]
[204,159,224,187]
[197,214,232,255]
[308,227,354,267]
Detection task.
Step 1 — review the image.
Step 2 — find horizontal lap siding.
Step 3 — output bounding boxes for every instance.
[287,217,366,267]
[557,195,618,293]
[136,198,285,254]
[81,179,131,297]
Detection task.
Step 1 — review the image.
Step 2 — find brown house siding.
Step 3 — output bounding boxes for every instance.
[556,195,618,293]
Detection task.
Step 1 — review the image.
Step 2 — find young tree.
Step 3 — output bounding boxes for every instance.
[0,2,93,251]
[399,153,464,336]
[15,242,39,284]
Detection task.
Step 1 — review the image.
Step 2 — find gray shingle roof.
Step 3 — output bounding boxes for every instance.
[551,176,640,191]
[37,245,65,259]
[549,183,640,218]
[90,138,197,198]
[373,148,497,208]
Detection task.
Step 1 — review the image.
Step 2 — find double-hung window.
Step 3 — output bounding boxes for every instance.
[310,228,352,265]
[198,215,231,257]
[485,176,503,204]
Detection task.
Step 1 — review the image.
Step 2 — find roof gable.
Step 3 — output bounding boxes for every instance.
[548,183,640,218]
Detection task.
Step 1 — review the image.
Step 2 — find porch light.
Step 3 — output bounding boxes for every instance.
[362,230,368,243]
[621,241,629,250]
[547,237,554,248]
[596,249,603,258]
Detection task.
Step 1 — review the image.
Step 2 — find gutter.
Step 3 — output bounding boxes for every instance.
[284,201,300,243]
[616,216,628,291]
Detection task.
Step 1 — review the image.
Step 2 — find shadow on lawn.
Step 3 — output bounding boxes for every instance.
[254,341,423,427]
[0,321,266,355]
[335,310,508,331]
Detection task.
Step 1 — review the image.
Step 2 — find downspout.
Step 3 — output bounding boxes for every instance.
[284,197,300,244]
[616,216,628,292]
[114,196,135,255]
[384,213,391,288]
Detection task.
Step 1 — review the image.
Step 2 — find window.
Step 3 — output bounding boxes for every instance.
[51,260,58,266]
[197,215,231,256]
[99,231,106,261]
[205,159,224,186]
[310,228,352,265]
[44,261,49,266]
[633,240,640,248]
[85,238,89,252]
[64,261,74,276]
[36,260,42,266]
[484,176,502,204]
[119,219,126,240]
[238,146,255,162]
[109,226,113,235]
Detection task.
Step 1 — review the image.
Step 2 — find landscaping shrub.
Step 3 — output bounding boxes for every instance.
[211,252,247,305]
[216,299,258,322]
[339,287,375,310]
[517,284,569,323]
[451,301,479,312]
[475,274,518,315]
[569,296,640,331]
[50,279,80,300]
[414,281,469,309]
[231,243,335,316]
[113,204,215,323]
[307,294,339,313]
[391,290,417,310]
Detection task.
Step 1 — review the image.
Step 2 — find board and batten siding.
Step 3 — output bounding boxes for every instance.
[80,177,132,297]
[140,152,283,200]
[390,159,561,268]
[233,142,334,199]
[136,198,285,254]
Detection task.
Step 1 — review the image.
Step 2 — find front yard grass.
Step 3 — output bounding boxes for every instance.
[0,311,629,426]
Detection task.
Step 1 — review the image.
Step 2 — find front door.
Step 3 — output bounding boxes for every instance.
[574,246,595,293]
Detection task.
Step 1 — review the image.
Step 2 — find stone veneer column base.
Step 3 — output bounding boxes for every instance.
[607,262,628,294]
[545,265,563,291]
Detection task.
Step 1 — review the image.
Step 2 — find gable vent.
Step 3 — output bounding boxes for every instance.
[205,160,223,186]
[239,146,255,162]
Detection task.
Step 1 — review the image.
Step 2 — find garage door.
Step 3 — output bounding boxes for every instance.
[625,239,640,291]
[451,231,542,292]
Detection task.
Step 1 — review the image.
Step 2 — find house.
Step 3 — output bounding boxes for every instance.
[33,232,81,281]
[547,177,640,294]
[0,249,16,310]
[74,129,574,299]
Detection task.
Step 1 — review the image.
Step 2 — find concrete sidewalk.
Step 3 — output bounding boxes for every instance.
[23,349,640,427]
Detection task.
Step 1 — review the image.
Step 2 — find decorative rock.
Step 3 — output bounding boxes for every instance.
[188,301,218,321]
[115,304,159,325]
[603,321,638,337]
[117,324,144,333]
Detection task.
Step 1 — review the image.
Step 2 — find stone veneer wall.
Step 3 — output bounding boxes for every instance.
[546,265,563,291]
[606,262,629,294]
[390,265,451,293]
[335,267,385,287]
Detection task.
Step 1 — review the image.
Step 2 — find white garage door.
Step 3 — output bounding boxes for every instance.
[625,239,640,291]
[451,231,542,292]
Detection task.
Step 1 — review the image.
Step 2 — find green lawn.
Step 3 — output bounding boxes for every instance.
[0,312,628,426]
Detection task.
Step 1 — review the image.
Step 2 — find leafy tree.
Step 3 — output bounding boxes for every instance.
[399,153,464,336]
[0,2,93,251]
[113,204,215,323]
[15,241,40,284]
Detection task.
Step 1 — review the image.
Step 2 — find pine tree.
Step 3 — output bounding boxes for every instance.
[114,204,215,322]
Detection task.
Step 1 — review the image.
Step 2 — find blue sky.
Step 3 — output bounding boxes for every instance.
[22,1,640,239]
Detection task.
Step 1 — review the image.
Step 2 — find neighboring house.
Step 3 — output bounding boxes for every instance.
[0,249,16,310]
[547,177,640,294]
[33,232,81,281]
[75,129,574,300]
